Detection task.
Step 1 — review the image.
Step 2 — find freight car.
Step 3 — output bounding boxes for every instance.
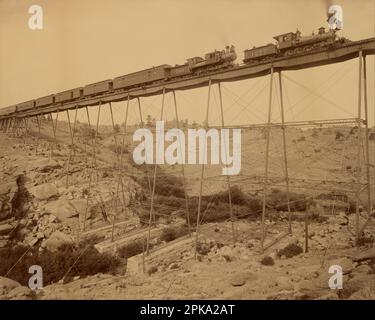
[244,27,347,64]
[0,105,17,116]
[113,65,170,90]
[16,100,35,112]
[55,88,83,103]
[83,80,113,97]
[35,94,55,107]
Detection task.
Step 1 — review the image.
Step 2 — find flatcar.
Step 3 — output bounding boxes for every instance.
[17,100,35,112]
[35,94,55,107]
[0,105,17,116]
[83,80,113,97]
[113,65,170,90]
[55,87,83,103]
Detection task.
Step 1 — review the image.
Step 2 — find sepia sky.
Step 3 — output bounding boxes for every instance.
[0,0,375,126]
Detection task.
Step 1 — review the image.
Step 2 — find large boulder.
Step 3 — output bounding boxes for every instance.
[344,273,375,297]
[29,183,59,201]
[44,199,89,221]
[353,247,375,262]
[28,158,62,173]
[0,223,14,236]
[41,230,74,252]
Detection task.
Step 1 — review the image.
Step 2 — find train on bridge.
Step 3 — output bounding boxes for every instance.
[0,27,350,118]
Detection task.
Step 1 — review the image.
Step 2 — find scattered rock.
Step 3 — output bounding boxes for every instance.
[44,199,79,220]
[5,286,35,300]
[353,247,375,262]
[41,230,74,252]
[344,273,375,297]
[230,271,257,287]
[327,257,353,274]
[0,223,14,236]
[349,287,375,299]
[29,158,62,173]
[351,264,372,276]
[29,183,59,201]
[0,277,21,296]
[315,292,339,300]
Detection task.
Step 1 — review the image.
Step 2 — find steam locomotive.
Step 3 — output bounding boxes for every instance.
[0,27,350,116]
[243,27,349,64]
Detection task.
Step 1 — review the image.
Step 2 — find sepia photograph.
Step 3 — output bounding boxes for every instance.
[1,0,375,307]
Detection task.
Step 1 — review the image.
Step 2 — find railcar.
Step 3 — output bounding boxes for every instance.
[17,100,35,112]
[0,105,17,116]
[244,44,277,63]
[168,64,191,78]
[113,65,169,90]
[35,94,55,107]
[83,80,113,97]
[55,88,83,103]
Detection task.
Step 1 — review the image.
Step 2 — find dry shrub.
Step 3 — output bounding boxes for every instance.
[0,239,121,286]
[277,243,303,258]
[261,256,275,266]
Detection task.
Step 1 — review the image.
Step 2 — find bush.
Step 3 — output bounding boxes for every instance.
[267,189,308,211]
[0,240,121,286]
[160,225,189,242]
[261,256,275,266]
[335,131,345,140]
[117,240,145,259]
[277,243,303,258]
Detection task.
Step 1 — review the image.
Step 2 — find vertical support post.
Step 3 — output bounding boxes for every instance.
[146,88,166,254]
[172,90,192,235]
[195,79,212,259]
[363,55,372,221]
[23,117,29,143]
[304,210,309,253]
[359,55,373,235]
[137,97,152,193]
[83,101,102,231]
[278,72,292,234]
[35,114,41,154]
[217,82,236,244]
[65,105,78,188]
[109,102,120,242]
[261,67,274,252]
[118,95,130,213]
[66,110,73,144]
[356,51,363,246]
